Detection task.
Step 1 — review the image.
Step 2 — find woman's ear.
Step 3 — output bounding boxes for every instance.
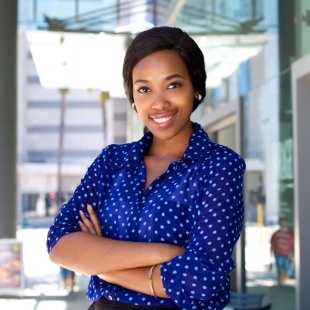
[131,102,137,112]
[195,93,202,101]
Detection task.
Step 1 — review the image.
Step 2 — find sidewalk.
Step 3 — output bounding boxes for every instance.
[0,228,91,310]
[0,274,91,310]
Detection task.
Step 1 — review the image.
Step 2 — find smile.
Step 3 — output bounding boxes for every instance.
[152,116,172,123]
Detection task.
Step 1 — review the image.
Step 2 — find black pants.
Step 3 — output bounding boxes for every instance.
[88,297,179,310]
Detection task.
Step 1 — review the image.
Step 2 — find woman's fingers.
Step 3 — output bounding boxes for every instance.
[78,220,90,233]
[79,209,97,235]
[87,205,103,237]
[78,205,103,237]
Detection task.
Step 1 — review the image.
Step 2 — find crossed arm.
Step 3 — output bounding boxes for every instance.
[49,205,185,298]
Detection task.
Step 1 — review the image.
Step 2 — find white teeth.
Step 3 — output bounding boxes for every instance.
[153,116,172,123]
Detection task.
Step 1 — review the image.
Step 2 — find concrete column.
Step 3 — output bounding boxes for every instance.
[292,53,310,310]
[0,1,18,238]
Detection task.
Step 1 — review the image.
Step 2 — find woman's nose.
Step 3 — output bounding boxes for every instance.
[151,93,169,109]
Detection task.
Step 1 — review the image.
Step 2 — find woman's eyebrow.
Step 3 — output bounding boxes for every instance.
[134,79,148,84]
[164,74,185,81]
[134,74,185,84]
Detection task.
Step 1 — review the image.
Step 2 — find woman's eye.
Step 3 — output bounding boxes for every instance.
[168,82,180,89]
[138,87,149,93]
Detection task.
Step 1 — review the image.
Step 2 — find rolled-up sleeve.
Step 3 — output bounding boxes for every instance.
[47,153,103,253]
[161,151,246,309]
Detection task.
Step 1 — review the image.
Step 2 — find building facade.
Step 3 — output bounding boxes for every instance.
[17,31,128,222]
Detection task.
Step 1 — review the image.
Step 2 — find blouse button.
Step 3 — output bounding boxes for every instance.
[108,295,113,300]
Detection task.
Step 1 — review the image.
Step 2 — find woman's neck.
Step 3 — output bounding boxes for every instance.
[147,124,193,160]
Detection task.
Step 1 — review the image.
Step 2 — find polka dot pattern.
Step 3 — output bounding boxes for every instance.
[47,123,246,310]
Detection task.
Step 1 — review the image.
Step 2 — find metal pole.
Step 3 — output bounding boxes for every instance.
[75,0,80,22]
[33,0,37,22]
[153,0,157,26]
[99,91,110,147]
[236,95,246,293]
[57,88,68,207]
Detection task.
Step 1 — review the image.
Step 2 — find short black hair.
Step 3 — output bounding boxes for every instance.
[123,26,207,112]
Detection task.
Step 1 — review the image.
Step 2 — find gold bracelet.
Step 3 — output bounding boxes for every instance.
[149,264,158,298]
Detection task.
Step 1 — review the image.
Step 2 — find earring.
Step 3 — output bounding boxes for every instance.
[197,94,202,101]
[132,103,135,109]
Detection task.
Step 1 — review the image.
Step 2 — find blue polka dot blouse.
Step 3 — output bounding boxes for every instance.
[47,122,246,310]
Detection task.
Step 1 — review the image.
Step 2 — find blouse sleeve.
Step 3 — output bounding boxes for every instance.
[46,151,105,253]
[160,149,246,309]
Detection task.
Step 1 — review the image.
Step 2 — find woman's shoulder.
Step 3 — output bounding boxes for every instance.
[98,142,133,160]
[209,142,246,171]
[212,142,244,159]
[102,142,133,154]
[92,140,142,170]
[189,123,245,170]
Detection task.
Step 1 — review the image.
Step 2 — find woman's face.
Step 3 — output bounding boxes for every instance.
[132,49,197,142]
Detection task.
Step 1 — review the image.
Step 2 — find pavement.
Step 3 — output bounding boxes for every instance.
[0,227,92,310]
[0,275,92,310]
[0,224,295,310]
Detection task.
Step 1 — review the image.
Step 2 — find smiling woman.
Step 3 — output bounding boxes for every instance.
[47,26,246,310]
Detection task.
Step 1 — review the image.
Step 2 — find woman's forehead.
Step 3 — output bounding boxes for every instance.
[132,50,188,80]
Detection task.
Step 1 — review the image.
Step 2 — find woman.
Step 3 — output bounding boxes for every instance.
[47,26,246,310]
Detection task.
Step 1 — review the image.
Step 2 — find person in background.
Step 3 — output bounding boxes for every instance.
[47,26,246,310]
[270,217,294,285]
[59,267,75,292]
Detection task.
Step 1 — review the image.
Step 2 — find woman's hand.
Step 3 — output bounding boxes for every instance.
[78,204,102,237]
